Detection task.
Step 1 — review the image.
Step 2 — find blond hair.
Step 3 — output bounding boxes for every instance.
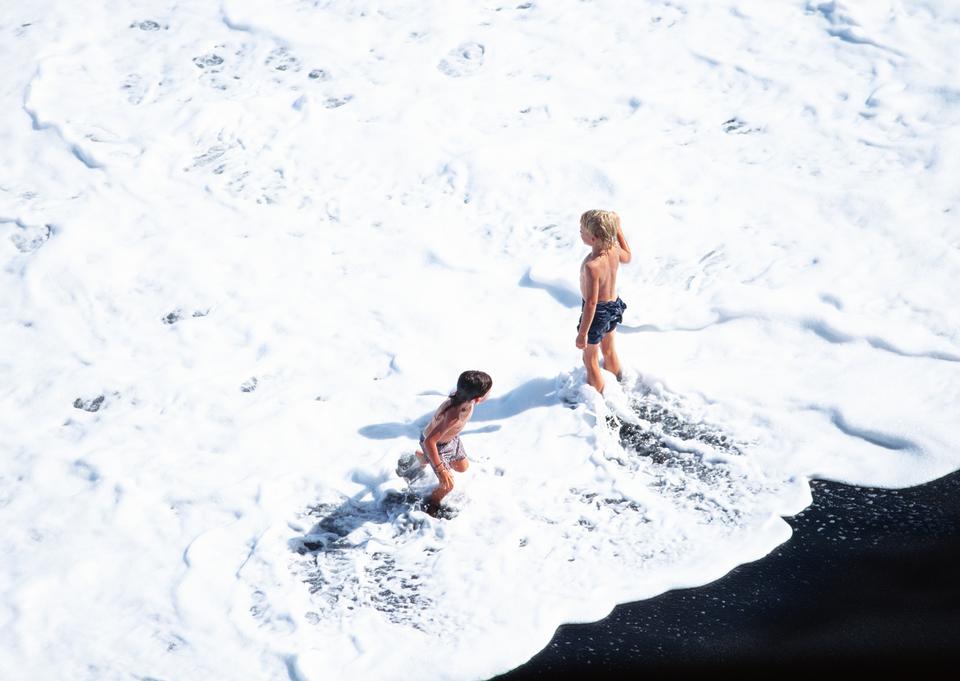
[580,209,619,248]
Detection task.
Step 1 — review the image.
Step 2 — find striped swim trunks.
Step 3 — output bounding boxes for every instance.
[419,432,467,471]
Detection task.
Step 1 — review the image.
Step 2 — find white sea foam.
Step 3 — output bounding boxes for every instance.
[2,1,959,679]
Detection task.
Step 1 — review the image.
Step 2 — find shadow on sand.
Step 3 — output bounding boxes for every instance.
[358,375,561,440]
[518,268,581,308]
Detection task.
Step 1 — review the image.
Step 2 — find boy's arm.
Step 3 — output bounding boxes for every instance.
[422,411,461,483]
[421,436,446,475]
[615,217,631,264]
[576,264,600,349]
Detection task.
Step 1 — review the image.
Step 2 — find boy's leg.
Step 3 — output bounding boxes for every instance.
[450,458,469,473]
[600,330,622,381]
[427,465,454,511]
[582,344,605,394]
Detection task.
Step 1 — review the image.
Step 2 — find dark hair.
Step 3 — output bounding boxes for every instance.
[443,370,492,413]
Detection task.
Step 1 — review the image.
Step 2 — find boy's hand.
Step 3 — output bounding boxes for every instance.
[576,332,587,349]
[436,467,454,491]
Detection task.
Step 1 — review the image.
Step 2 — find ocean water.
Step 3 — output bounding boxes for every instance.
[1,1,958,679]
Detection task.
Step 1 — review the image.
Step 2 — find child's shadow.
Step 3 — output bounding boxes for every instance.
[357,376,560,440]
[518,267,581,308]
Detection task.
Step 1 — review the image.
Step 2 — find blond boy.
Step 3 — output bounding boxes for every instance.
[576,210,631,394]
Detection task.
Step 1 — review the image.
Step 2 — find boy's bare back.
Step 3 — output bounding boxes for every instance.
[580,244,622,303]
[423,399,474,443]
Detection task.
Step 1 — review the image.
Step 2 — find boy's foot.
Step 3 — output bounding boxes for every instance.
[422,498,457,519]
[396,452,426,481]
[422,498,440,517]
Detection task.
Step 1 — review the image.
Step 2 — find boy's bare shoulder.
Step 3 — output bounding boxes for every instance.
[586,251,617,274]
[583,253,603,272]
[456,401,475,423]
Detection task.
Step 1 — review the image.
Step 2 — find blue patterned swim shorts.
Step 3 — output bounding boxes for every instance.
[578,297,627,345]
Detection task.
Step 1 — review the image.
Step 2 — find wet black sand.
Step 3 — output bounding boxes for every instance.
[495,469,960,677]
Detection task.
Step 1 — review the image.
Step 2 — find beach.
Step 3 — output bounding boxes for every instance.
[499,470,960,676]
[2,2,959,678]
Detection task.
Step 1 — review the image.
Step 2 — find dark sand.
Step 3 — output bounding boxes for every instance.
[495,469,960,677]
